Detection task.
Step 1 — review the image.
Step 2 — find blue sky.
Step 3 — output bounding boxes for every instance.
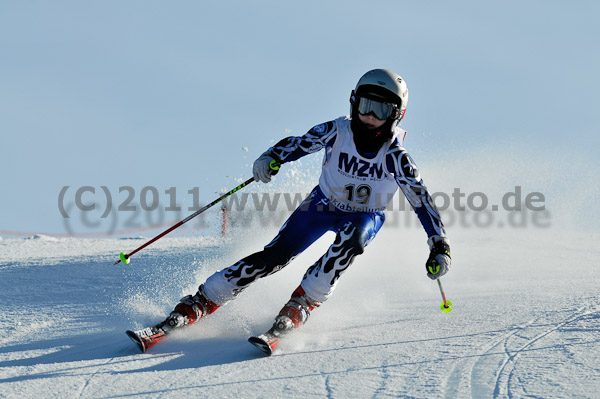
[1,1,598,235]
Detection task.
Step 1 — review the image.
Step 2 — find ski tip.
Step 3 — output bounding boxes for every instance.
[126,330,147,353]
[248,336,276,356]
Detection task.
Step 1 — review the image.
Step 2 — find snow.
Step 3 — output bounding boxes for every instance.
[1,221,599,398]
[1,146,598,398]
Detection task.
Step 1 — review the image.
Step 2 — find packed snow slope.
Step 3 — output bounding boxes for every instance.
[1,148,599,398]
[1,227,599,398]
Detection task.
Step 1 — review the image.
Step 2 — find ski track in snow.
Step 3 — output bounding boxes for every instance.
[442,301,600,399]
[1,229,599,398]
[495,305,600,399]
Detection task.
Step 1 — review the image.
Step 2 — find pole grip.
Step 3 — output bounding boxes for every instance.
[269,159,280,175]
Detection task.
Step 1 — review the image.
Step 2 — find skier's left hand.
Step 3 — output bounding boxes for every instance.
[426,235,451,280]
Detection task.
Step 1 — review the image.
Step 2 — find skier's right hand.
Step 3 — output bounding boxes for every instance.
[253,153,279,183]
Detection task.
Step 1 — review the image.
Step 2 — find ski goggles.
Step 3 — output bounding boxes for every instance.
[357,96,397,120]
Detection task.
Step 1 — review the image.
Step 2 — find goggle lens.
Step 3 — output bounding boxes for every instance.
[357,97,396,120]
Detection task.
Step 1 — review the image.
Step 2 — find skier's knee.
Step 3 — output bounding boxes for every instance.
[260,234,297,268]
[342,226,370,255]
[262,241,294,267]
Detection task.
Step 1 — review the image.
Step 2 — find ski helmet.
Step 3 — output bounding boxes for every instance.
[350,69,409,125]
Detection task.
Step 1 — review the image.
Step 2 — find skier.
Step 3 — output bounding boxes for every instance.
[127,69,451,354]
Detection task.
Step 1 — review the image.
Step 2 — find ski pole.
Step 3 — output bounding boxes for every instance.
[114,160,280,265]
[437,277,453,313]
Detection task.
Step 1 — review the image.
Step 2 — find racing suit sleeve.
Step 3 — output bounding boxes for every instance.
[386,145,446,238]
[265,121,338,164]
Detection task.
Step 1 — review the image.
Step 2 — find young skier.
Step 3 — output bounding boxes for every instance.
[127,69,451,354]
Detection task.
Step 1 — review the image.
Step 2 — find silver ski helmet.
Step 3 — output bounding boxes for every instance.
[350,69,409,126]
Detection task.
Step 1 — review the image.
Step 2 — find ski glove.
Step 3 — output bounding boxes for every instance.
[252,152,280,183]
[426,235,451,280]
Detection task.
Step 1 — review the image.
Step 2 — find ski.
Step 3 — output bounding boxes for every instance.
[248,329,281,356]
[248,315,297,356]
[126,324,169,353]
[128,313,293,355]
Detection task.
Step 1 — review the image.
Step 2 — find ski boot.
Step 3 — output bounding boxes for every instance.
[126,285,219,353]
[249,286,320,355]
